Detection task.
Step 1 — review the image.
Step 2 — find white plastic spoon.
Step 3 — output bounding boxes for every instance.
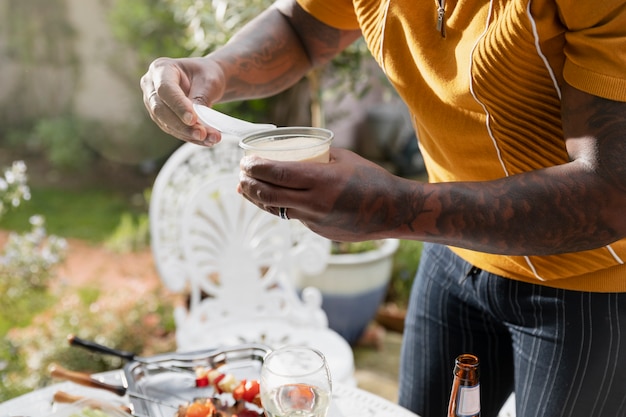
[193,103,276,137]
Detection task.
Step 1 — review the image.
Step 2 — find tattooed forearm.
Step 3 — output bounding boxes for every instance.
[327,164,436,242]
[387,85,626,256]
[421,169,620,255]
[211,7,313,101]
[328,104,626,256]
[223,40,306,99]
[211,1,359,102]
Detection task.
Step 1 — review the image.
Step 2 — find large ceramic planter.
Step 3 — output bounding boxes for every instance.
[294,239,400,344]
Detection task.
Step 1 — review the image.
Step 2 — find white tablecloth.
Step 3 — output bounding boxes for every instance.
[0,370,419,417]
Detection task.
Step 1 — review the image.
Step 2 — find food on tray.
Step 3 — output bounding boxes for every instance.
[176,367,263,417]
[194,367,261,407]
[175,398,262,417]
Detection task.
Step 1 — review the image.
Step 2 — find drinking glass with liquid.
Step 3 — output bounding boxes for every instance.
[260,346,332,417]
[239,127,333,163]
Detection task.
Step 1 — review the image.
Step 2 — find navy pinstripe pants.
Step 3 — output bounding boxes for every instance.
[398,242,626,417]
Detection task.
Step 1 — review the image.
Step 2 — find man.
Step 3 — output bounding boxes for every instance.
[141,0,626,415]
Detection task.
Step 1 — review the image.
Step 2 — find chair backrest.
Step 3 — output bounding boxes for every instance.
[150,138,332,333]
[150,137,243,292]
[179,173,329,327]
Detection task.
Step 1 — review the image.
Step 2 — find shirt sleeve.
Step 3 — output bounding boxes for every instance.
[296,0,360,30]
[559,0,626,101]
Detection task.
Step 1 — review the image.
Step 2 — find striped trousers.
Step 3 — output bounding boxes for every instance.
[398,242,626,417]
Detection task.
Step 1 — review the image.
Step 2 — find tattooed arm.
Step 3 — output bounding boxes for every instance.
[212,0,360,102]
[239,83,626,255]
[139,0,361,146]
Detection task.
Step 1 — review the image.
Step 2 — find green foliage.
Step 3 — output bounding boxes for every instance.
[5,116,98,171]
[331,240,383,255]
[388,240,423,308]
[165,0,274,55]
[105,212,150,253]
[32,116,96,171]
[76,287,101,306]
[103,188,151,253]
[0,287,56,336]
[109,0,192,63]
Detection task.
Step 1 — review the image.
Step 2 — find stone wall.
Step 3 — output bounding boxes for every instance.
[0,0,180,165]
[0,0,139,127]
[65,0,141,125]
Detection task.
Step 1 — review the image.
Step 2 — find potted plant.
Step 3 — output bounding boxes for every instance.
[293,239,400,345]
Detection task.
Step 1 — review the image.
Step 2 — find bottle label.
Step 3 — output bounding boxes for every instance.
[457,384,480,416]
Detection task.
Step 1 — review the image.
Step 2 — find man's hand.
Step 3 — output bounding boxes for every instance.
[238,148,412,242]
[140,57,226,146]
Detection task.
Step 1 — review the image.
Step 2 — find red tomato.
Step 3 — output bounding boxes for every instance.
[195,375,209,387]
[242,380,260,403]
[232,379,247,401]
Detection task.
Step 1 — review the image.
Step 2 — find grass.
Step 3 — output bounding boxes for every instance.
[0,186,143,243]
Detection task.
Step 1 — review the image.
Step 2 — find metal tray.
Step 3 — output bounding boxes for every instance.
[123,343,270,417]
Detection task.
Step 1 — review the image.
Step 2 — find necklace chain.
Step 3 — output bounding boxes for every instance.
[436,0,446,37]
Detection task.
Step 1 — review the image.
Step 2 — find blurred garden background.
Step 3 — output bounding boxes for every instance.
[0,0,425,402]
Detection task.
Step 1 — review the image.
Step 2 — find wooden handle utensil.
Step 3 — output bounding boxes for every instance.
[49,364,127,396]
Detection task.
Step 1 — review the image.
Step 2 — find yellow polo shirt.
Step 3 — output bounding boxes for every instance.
[297,0,626,291]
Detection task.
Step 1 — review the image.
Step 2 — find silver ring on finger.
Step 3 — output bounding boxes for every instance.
[278,207,289,220]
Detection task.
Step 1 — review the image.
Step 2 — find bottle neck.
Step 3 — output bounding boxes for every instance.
[448,354,480,417]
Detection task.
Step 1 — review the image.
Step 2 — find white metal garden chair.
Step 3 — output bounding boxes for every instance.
[149,137,356,385]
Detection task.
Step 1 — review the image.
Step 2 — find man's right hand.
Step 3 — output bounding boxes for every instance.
[140,56,227,147]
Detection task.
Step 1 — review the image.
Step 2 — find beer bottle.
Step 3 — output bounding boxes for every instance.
[447,353,480,417]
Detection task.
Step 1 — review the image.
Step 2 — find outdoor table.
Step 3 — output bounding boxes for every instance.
[0,369,420,417]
